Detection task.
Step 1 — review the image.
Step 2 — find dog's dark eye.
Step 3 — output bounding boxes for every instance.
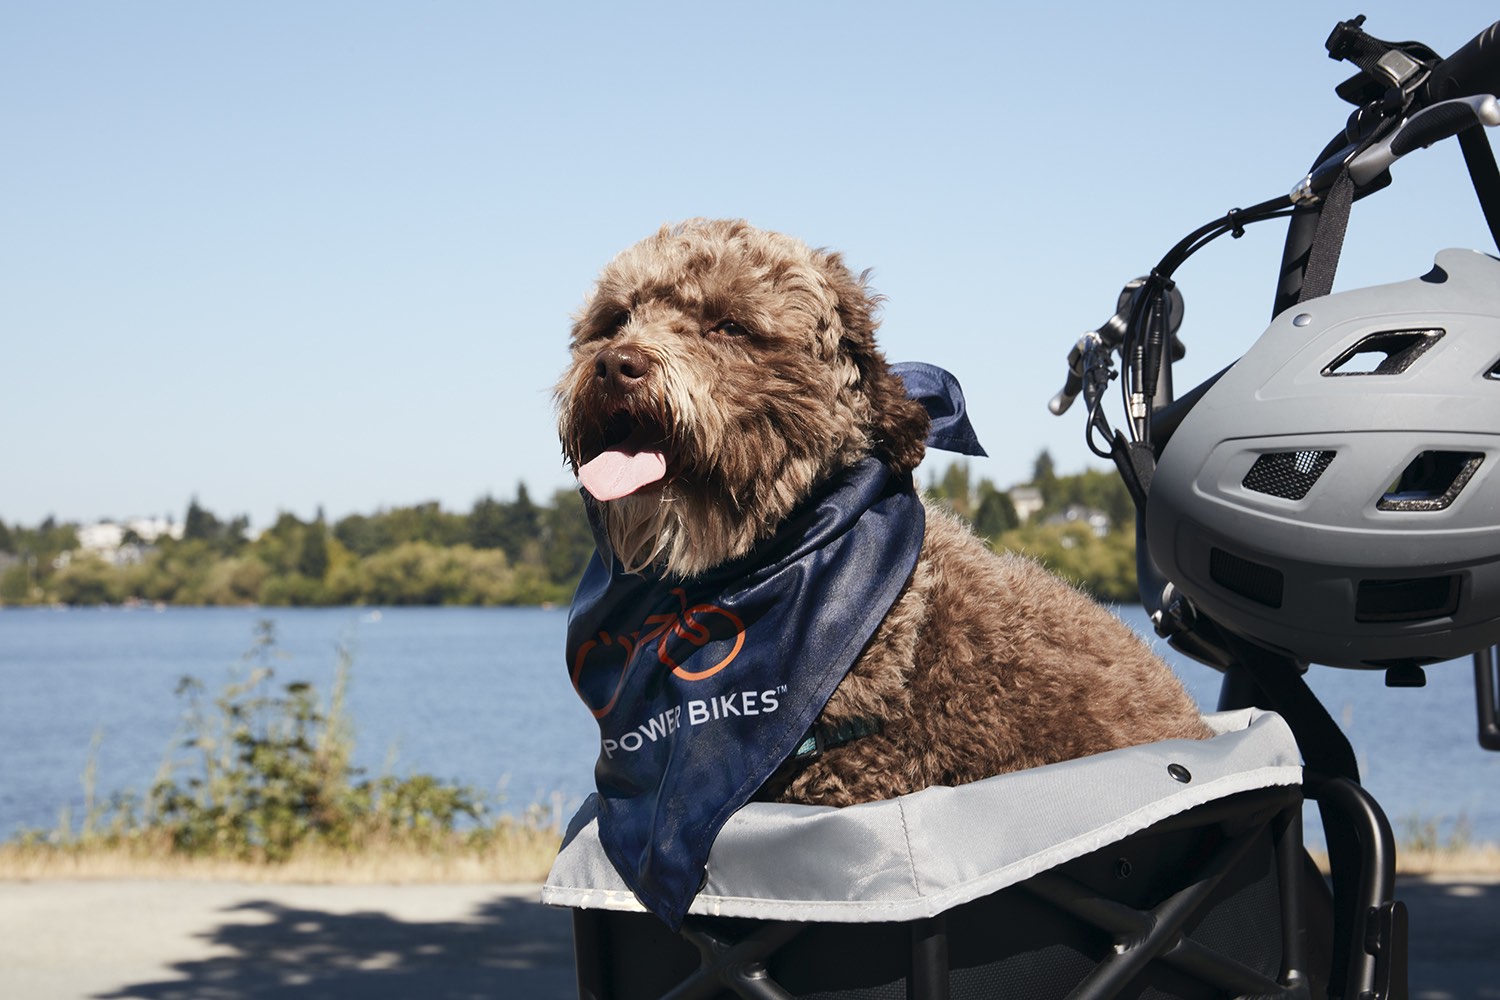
[708,320,751,338]
[595,310,630,340]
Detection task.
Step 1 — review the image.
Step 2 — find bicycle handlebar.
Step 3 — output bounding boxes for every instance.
[1421,20,1500,103]
[1048,280,1182,417]
[1052,16,1500,442]
[1047,339,1088,416]
[1348,95,1500,185]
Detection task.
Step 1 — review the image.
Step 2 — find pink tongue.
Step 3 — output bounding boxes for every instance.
[579,449,668,502]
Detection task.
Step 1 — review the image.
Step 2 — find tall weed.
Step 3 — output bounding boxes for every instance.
[19,622,527,868]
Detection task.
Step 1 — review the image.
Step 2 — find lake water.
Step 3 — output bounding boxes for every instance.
[2,604,1497,848]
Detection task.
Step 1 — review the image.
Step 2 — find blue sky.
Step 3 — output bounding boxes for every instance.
[6,2,1499,531]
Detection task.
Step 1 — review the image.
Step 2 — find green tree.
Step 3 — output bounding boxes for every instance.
[926,460,975,519]
[255,513,309,576]
[222,515,250,553]
[0,560,31,603]
[17,517,78,558]
[940,462,974,520]
[297,510,330,581]
[992,521,1138,603]
[1032,450,1058,507]
[468,495,507,550]
[333,513,388,558]
[357,542,515,605]
[497,484,541,564]
[1042,468,1134,528]
[541,488,594,587]
[373,502,468,549]
[130,539,217,603]
[199,556,272,605]
[183,497,218,542]
[180,498,247,553]
[972,480,1019,539]
[51,556,121,606]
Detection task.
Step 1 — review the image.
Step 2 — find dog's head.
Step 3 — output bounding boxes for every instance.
[556,219,929,578]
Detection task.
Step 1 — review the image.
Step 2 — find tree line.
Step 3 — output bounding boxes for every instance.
[924,451,1139,603]
[0,453,1142,607]
[0,486,594,608]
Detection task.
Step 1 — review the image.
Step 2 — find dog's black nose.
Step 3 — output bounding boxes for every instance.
[594,345,653,392]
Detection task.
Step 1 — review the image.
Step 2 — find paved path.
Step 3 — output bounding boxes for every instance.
[0,881,575,999]
[0,876,1495,998]
[1402,875,1500,1000]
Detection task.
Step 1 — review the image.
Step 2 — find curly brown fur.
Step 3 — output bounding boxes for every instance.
[557,219,928,576]
[784,506,1216,804]
[557,219,1214,807]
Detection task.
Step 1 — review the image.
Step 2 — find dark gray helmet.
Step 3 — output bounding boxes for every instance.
[1147,249,1500,669]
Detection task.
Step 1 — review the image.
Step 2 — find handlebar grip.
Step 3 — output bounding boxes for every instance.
[1422,20,1500,103]
[1392,95,1500,155]
[1348,95,1500,185]
[1049,372,1083,416]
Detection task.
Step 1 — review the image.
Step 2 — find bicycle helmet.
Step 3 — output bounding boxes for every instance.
[1146,248,1500,669]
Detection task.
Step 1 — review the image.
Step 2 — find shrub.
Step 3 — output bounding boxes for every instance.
[32,622,490,863]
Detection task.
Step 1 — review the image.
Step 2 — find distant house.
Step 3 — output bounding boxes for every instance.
[77,522,126,553]
[1045,504,1111,539]
[76,517,182,565]
[1008,486,1044,524]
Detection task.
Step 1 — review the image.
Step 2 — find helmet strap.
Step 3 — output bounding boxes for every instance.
[1300,129,1500,306]
[1457,125,1500,254]
[1298,166,1355,303]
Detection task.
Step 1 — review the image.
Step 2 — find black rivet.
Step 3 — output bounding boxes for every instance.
[1115,858,1133,879]
[1168,763,1192,783]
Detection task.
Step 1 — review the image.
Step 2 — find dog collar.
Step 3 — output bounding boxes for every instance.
[791,716,883,761]
[755,716,884,804]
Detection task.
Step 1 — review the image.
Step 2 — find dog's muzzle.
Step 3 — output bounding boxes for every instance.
[574,344,671,502]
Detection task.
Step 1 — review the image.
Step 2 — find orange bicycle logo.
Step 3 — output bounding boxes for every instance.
[571,588,745,718]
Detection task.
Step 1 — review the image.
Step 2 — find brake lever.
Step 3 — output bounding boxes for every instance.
[1348,94,1500,185]
[1051,278,1184,416]
[1294,94,1500,205]
[1048,335,1093,416]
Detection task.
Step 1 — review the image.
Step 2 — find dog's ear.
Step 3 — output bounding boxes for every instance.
[861,355,930,475]
[814,249,931,475]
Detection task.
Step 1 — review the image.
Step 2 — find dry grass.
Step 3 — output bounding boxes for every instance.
[1307,843,1500,878]
[12,822,1498,884]
[1302,845,1500,875]
[1390,843,1500,876]
[0,822,563,884]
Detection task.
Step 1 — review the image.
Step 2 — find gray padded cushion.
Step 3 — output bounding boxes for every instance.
[542,708,1300,923]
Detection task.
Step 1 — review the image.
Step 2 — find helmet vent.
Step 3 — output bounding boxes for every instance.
[1242,450,1336,500]
[1355,576,1461,623]
[1210,548,1284,609]
[1322,328,1443,376]
[1377,451,1484,511]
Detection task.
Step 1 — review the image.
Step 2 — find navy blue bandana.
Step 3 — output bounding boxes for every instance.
[565,364,984,927]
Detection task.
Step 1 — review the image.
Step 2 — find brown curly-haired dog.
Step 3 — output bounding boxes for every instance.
[557,219,1213,807]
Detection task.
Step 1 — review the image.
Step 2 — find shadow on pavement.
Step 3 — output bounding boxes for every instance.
[89,877,1495,1000]
[98,892,576,1000]
[1401,877,1500,1000]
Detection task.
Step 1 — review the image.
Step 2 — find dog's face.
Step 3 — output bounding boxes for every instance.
[557,219,929,578]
